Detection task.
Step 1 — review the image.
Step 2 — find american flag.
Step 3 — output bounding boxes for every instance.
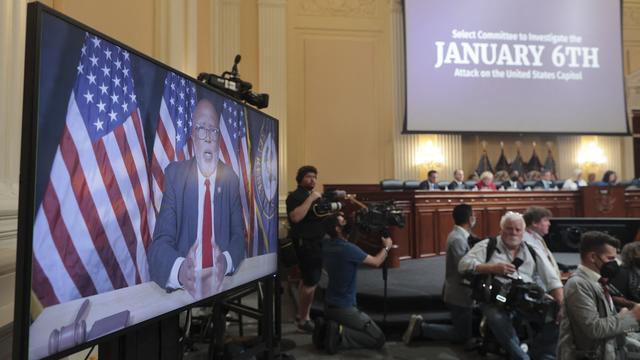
[32,34,155,307]
[219,100,255,256]
[150,72,197,210]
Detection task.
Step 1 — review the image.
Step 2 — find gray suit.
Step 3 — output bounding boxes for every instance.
[558,266,639,360]
[444,226,472,307]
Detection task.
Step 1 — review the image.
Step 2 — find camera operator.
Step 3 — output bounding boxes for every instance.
[286,165,324,332]
[314,213,391,354]
[403,204,476,346]
[459,211,563,360]
[557,231,640,360]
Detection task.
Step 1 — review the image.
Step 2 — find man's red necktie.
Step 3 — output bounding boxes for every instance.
[202,178,213,268]
[598,277,613,309]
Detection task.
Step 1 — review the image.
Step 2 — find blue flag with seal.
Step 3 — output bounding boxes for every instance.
[249,111,278,256]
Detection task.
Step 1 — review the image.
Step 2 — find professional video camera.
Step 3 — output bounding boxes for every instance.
[198,55,269,109]
[355,201,405,237]
[475,276,557,323]
[311,189,346,217]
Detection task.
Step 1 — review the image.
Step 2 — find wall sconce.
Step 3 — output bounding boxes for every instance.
[416,140,444,171]
[577,141,607,173]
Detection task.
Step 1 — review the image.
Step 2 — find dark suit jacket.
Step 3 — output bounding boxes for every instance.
[534,180,555,189]
[447,181,466,190]
[501,180,524,190]
[419,180,439,190]
[148,158,246,289]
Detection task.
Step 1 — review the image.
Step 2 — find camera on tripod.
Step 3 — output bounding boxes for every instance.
[355,201,405,237]
[356,201,404,237]
[198,55,269,109]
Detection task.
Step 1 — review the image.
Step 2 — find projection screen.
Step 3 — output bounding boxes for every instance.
[403,0,628,134]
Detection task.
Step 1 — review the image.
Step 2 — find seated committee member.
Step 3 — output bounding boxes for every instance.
[476,171,497,190]
[148,98,245,295]
[314,213,390,354]
[610,242,640,307]
[448,169,466,190]
[287,165,325,332]
[420,169,440,190]
[501,170,524,190]
[403,204,476,346]
[593,170,619,187]
[562,168,587,190]
[459,212,563,360]
[534,169,557,190]
[557,231,640,360]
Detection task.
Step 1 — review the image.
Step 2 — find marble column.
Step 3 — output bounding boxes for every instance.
[258,0,288,213]
[0,0,26,247]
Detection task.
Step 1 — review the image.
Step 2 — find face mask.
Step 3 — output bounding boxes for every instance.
[469,217,476,228]
[598,256,620,279]
[511,176,519,182]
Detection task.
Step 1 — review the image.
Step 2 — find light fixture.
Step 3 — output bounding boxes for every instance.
[416,140,444,169]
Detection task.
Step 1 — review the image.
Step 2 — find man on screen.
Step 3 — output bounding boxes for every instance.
[148,98,245,294]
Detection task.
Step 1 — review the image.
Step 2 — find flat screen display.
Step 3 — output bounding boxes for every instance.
[15,4,279,359]
[403,0,628,134]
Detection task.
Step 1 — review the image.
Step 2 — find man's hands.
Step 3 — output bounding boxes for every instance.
[491,262,516,275]
[479,262,516,276]
[622,304,640,321]
[178,241,229,296]
[213,243,227,292]
[308,191,322,202]
[178,241,198,295]
[382,236,393,250]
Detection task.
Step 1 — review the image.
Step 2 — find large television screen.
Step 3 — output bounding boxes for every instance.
[403,0,628,134]
[14,4,279,359]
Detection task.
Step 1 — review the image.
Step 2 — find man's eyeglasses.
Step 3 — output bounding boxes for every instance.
[194,125,220,141]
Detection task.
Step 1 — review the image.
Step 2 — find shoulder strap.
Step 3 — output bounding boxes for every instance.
[485,237,497,263]
[525,242,539,266]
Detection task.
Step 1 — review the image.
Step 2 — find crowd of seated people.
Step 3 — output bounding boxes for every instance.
[410,169,634,191]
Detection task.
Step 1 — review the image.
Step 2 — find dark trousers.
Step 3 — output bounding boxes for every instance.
[421,303,473,343]
[324,306,385,350]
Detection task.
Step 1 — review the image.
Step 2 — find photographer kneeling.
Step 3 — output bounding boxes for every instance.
[314,213,391,354]
[459,211,563,360]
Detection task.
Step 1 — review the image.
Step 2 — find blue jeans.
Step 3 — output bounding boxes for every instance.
[481,304,557,360]
[324,306,385,350]
[420,303,472,343]
[482,304,529,360]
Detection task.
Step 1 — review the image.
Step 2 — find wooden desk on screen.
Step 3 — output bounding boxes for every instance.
[28,253,276,360]
[326,185,640,260]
